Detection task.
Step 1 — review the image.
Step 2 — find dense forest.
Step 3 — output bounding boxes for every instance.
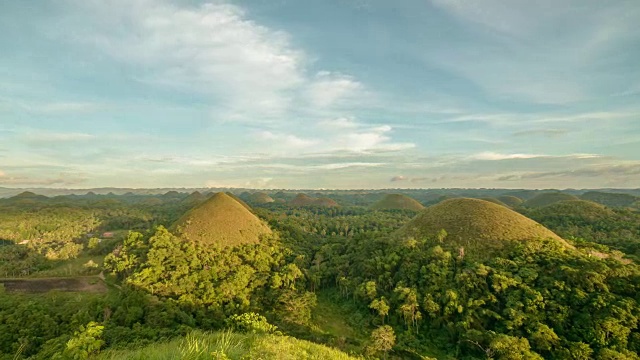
[1,189,639,359]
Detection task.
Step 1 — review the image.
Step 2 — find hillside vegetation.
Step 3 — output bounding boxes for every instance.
[2,189,640,360]
[581,191,639,208]
[522,192,579,208]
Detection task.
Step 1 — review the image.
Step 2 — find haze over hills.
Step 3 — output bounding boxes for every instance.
[171,192,272,247]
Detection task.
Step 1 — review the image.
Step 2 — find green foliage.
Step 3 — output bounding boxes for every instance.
[367,325,396,358]
[523,192,579,208]
[2,191,640,360]
[226,313,279,334]
[61,322,105,359]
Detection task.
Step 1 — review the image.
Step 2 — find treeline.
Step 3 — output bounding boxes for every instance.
[296,232,640,358]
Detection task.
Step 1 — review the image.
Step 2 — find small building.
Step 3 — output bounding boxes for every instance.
[102,232,115,238]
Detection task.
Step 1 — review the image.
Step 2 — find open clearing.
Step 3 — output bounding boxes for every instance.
[0,276,107,293]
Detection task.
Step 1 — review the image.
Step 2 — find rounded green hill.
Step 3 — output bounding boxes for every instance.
[172,192,271,247]
[535,200,614,221]
[581,191,639,208]
[371,194,425,211]
[497,195,524,208]
[397,198,566,255]
[523,192,579,208]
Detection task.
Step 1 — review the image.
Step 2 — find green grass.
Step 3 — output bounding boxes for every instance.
[30,254,104,278]
[98,330,361,360]
[309,291,369,350]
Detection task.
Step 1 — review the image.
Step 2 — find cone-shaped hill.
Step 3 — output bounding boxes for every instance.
[182,191,206,205]
[249,192,275,204]
[371,194,425,211]
[225,192,253,212]
[8,191,49,204]
[313,197,340,207]
[396,198,567,257]
[290,193,315,206]
[497,195,524,208]
[172,192,271,247]
[523,192,579,208]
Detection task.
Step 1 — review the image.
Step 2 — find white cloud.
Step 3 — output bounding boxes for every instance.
[469,152,603,161]
[37,102,102,114]
[23,132,96,143]
[59,0,304,122]
[306,71,364,109]
[255,131,319,149]
[56,1,378,124]
[470,152,544,161]
[317,117,360,130]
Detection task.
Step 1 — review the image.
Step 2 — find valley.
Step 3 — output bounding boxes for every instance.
[1,188,639,359]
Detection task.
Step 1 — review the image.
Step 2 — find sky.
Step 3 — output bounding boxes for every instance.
[1,0,639,189]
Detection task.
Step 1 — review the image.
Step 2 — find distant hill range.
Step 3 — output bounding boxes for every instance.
[289,193,339,207]
[522,192,580,208]
[1,187,638,209]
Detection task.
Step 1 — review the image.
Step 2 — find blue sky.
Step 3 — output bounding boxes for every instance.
[1,0,639,189]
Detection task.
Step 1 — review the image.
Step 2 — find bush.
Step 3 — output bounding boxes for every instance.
[226,313,279,335]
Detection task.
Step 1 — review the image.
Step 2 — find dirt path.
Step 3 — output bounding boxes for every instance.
[0,276,108,293]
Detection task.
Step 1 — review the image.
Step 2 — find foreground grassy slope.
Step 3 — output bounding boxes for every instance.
[98,331,360,360]
[172,192,271,247]
[370,194,425,211]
